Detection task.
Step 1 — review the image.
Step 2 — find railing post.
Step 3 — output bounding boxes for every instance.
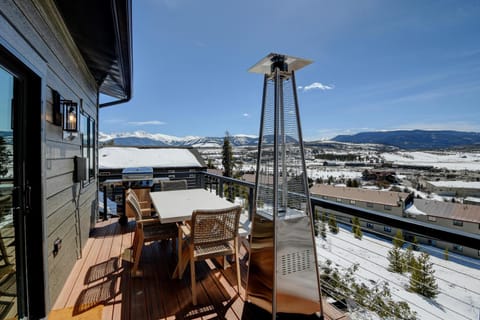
[103,185,108,221]
[219,179,224,198]
[248,186,254,220]
[200,172,205,189]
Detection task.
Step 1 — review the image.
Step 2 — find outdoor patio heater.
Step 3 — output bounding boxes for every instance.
[246,53,323,319]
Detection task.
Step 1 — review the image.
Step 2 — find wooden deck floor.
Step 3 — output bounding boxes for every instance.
[52,218,346,320]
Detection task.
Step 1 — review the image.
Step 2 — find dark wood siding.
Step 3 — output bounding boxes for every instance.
[1,0,100,309]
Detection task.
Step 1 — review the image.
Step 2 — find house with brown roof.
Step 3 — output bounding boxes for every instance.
[405,199,480,258]
[310,184,411,216]
[309,184,412,238]
[425,180,480,197]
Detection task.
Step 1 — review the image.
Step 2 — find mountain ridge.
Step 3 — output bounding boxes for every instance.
[98,130,480,150]
[331,129,480,150]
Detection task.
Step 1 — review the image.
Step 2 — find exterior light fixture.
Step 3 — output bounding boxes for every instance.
[63,100,78,132]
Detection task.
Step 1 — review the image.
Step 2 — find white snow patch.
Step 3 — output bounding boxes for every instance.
[99,147,203,169]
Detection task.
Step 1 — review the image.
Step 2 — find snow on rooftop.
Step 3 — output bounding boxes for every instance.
[465,196,480,203]
[99,147,203,169]
[404,203,427,215]
[428,180,480,189]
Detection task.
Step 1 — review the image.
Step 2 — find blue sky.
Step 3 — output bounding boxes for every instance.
[99,0,480,140]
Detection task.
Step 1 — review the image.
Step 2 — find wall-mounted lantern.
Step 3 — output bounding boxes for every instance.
[62,100,78,132]
[52,89,79,139]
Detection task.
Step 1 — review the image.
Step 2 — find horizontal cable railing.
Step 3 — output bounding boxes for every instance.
[202,172,480,320]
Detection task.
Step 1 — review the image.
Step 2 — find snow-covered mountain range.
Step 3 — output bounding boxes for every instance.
[99,131,258,148]
[99,130,480,150]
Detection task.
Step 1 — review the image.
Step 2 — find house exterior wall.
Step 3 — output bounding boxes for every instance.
[1,0,99,309]
[425,181,480,197]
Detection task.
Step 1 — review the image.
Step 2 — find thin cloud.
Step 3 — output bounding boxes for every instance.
[128,120,166,126]
[103,118,124,124]
[303,82,334,92]
[242,113,250,118]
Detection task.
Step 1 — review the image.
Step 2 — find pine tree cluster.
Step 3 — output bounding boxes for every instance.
[320,260,417,319]
[387,240,439,299]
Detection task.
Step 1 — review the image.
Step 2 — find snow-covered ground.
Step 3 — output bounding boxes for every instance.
[381,152,480,171]
[317,228,480,320]
[307,168,363,180]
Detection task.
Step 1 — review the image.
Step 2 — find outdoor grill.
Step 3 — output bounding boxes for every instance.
[121,167,154,188]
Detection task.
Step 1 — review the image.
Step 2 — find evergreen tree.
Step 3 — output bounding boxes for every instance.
[354,226,362,239]
[321,212,328,223]
[320,221,327,240]
[207,158,215,169]
[409,252,439,298]
[0,137,10,177]
[314,220,319,236]
[387,247,405,274]
[412,236,419,251]
[327,176,334,185]
[444,247,449,261]
[328,215,339,234]
[351,179,359,188]
[222,131,234,177]
[404,246,416,272]
[346,178,353,187]
[352,216,362,239]
[393,229,405,248]
[222,131,235,201]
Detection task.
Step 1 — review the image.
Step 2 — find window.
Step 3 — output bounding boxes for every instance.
[366,223,374,229]
[428,216,437,222]
[336,198,342,202]
[80,112,95,184]
[350,200,356,205]
[384,205,392,211]
[453,245,463,252]
[453,220,463,227]
[367,202,373,208]
[384,226,391,232]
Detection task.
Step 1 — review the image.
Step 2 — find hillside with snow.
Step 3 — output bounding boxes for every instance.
[381,151,480,171]
[317,227,480,320]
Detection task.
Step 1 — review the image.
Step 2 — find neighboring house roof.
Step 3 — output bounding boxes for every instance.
[465,197,480,204]
[99,147,205,169]
[55,0,132,103]
[309,184,409,207]
[412,199,480,224]
[427,181,480,189]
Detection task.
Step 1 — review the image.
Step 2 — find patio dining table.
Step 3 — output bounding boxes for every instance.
[149,188,238,278]
[149,188,237,224]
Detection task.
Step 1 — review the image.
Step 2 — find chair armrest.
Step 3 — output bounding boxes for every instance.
[179,224,191,237]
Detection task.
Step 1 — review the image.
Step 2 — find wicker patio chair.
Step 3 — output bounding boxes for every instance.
[178,205,242,305]
[125,188,155,218]
[126,193,178,276]
[160,179,188,191]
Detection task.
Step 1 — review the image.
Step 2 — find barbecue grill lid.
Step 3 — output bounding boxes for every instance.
[121,167,153,175]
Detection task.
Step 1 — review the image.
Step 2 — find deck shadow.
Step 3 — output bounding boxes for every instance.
[84,257,121,284]
[73,275,120,315]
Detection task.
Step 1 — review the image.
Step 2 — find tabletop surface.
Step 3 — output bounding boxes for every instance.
[150,188,237,223]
